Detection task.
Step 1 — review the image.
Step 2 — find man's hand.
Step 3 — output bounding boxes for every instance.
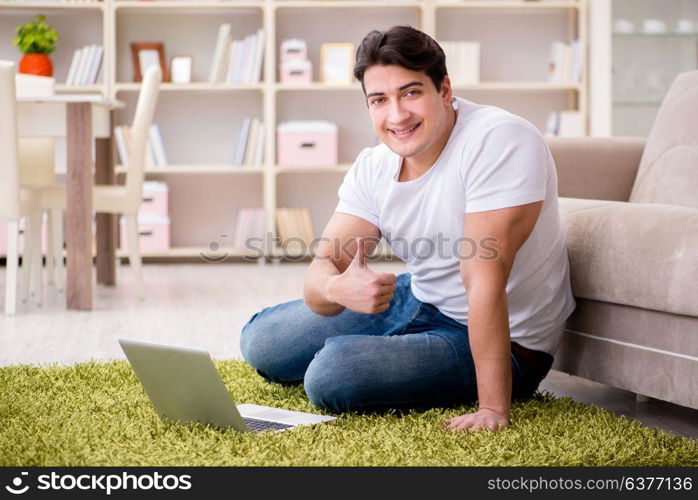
[443,408,510,433]
[325,237,397,314]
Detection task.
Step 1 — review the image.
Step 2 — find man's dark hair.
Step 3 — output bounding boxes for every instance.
[353,25,448,94]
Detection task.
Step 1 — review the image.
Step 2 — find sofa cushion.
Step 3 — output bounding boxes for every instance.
[629,70,698,208]
[559,197,698,317]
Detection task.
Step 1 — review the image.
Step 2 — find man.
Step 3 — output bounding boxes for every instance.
[240,26,576,433]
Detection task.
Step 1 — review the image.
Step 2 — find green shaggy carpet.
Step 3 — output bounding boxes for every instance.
[1,360,695,466]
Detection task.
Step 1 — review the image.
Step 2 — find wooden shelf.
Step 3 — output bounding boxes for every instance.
[453,81,582,91]
[274,82,362,91]
[55,84,105,92]
[435,0,579,10]
[275,81,580,91]
[117,246,264,259]
[115,164,265,174]
[274,1,423,9]
[0,2,104,10]
[274,164,352,173]
[115,82,264,92]
[114,1,264,11]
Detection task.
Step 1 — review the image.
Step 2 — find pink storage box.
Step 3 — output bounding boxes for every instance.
[277,121,338,167]
[280,39,308,62]
[119,215,170,253]
[139,181,168,217]
[279,60,312,84]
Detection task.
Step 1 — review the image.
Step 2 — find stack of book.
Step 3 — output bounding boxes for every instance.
[232,206,266,251]
[65,44,103,85]
[548,40,583,85]
[115,124,168,169]
[438,41,481,85]
[233,117,265,166]
[209,24,265,84]
[544,111,585,137]
[276,207,315,254]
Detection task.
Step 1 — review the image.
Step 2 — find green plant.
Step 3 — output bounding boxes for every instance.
[12,14,59,55]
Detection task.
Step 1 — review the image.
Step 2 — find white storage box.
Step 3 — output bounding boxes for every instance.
[276,121,338,167]
[119,215,170,253]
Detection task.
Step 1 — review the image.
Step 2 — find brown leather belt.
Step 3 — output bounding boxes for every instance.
[511,341,551,372]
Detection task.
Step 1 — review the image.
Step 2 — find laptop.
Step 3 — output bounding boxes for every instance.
[118,338,336,433]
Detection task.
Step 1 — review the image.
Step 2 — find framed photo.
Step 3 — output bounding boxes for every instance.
[170,55,193,84]
[320,43,355,85]
[130,42,169,83]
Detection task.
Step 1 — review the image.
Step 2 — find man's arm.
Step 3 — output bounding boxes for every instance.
[445,200,542,432]
[303,212,384,316]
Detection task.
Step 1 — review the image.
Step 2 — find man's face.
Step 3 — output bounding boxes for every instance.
[363,64,452,160]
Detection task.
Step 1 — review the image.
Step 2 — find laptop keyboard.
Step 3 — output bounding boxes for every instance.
[243,417,294,433]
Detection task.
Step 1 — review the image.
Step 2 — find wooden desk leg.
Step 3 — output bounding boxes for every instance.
[95,137,116,286]
[66,102,94,310]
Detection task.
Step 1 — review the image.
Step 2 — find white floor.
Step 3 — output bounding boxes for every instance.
[1,261,696,438]
[0,261,407,366]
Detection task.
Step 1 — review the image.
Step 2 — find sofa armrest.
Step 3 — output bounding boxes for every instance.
[561,198,698,317]
[546,137,646,201]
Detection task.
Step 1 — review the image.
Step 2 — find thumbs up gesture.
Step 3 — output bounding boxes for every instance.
[326,237,397,314]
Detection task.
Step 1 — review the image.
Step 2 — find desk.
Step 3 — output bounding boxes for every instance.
[17,95,124,310]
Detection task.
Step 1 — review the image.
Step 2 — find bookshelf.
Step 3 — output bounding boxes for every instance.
[0,0,589,261]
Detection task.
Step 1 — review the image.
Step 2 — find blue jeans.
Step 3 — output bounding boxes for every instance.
[240,273,554,414]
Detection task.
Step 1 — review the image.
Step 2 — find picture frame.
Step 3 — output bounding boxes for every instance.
[130,42,169,83]
[170,55,193,84]
[320,43,355,85]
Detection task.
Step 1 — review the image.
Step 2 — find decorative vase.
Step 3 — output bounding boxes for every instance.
[18,53,53,77]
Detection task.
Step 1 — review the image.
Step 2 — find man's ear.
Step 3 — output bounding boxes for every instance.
[440,75,453,102]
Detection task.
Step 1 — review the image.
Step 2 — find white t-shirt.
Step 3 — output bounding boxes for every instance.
[334,96,576,355]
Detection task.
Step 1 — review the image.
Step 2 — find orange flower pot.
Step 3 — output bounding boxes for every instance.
[18,53,53,77]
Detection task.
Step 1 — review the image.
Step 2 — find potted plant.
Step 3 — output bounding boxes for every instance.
[12,14,59,77]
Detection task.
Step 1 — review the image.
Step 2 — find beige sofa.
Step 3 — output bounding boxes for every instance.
[546,70,698,410]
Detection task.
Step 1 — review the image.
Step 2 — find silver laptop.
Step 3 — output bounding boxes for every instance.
[118,338,336,433]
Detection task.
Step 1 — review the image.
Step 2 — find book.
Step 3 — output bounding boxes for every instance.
[244,118,260,166]
[86,45,104,85]
[544,111,585,137]
[251,28,265,83]
[225,39,242,83]
[73,46,90,86]
[65,49,81,85]
[114,126,130,166]
[254,123,265,166]
[209,23,232,83]
[548,40,581,85]
[438,41,480,85]
[558,111,585,137]
[233,117,252,165]
[149,124,168,166]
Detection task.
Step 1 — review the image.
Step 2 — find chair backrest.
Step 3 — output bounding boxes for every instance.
[125,65,161,210]
[0,60,21,220]
[19,138,56,187]
[629,70,698,208]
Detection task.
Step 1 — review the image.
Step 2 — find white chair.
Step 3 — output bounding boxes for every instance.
[19,138,65,292]
[38,65,162,299]
[15,71,64,294]
[0,60,43,315]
